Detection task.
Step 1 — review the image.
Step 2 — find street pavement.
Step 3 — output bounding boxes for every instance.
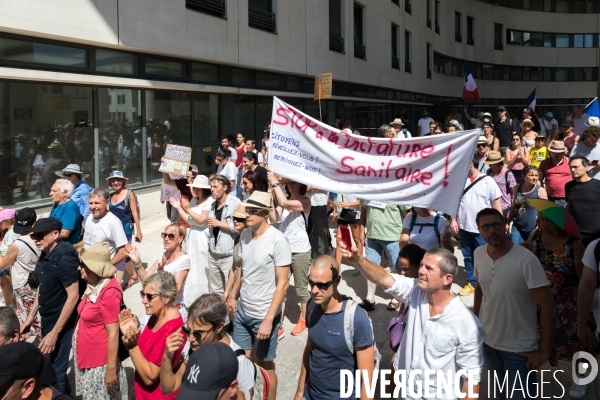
[65,210,598,399]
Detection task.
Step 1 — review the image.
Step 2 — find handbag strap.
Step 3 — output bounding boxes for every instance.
[462,176,484,196]
[16,239,40,260]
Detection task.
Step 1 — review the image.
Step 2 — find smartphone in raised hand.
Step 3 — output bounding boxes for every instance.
[340,225,352,252]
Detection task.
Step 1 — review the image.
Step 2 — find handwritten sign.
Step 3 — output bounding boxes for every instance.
[159,144,192,175]
[314,73,332,100]
[269,97,479,216]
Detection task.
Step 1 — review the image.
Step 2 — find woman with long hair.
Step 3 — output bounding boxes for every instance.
[505,133,530,185]
[481,122,499,151]
[235,133,246,199]
[169,176,214,307]
[241,170,266,201]
[507,165,547,243]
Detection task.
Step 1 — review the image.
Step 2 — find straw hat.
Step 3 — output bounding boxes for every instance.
[243,191,273,210]
[47,140,63,150]
[548,141,567,153]
[521,119,534,128]
[231,204,247,219]
[79,243,117,278]
[484,151,505,165]
[389,118,405,126]
[55,164,89,179]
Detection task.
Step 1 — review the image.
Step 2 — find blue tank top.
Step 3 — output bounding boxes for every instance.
[110,190,133,236]
[512,184,540,232]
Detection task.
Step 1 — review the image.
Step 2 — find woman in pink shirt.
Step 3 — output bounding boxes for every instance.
[505,133,531,185]
[119,271,186,400]
[73,243,127,400]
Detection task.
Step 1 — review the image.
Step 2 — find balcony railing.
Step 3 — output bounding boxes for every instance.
[392,57,400,69]
[455,34,462,42]
[467,36,474,45]
[329,35,344,53]
[186,0,226,18]
[435,23,440,34]
[249,5,276,33]
[354,44,366,59]
[405,0,412,14]
[405,62,412,72]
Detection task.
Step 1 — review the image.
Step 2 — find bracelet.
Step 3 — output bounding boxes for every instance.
[272,183,280,188]
[133,262,143,270]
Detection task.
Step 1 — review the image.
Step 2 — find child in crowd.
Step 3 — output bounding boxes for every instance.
[529,134,549,168]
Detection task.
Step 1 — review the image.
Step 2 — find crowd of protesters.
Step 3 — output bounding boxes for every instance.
[0,104,599,400]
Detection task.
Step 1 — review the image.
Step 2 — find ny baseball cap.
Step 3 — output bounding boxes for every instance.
[0,342,44,387]
[176,342,239,400]
[29,217,62,233]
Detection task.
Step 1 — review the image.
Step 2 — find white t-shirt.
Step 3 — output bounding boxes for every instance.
[217,162,237,188]
[252,149,265,164]
[457,175,502,233]
[308,189,328,206]
[581,238,600,333]
[12,236,41,290]
[418,117,434,136]
[280,208,311,253]
[573,113,590,136]
[83,213,128,258]
[239,226,292,319]
[402,213,449,250]
[156,252,190,305]
[384,275,485,397]
[226,334,255,391]
[470,118,483,129]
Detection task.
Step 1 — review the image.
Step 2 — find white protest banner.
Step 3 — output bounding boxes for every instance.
[269,97,480,216]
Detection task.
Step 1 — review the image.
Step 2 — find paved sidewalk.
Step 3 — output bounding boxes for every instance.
[68,211,598,400]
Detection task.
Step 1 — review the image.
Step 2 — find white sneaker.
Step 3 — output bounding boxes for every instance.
[569,381,587,399]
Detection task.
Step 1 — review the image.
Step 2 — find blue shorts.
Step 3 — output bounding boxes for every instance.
[232,300,281,362]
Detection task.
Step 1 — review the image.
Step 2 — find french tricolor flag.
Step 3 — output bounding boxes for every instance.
[462,63,481,102]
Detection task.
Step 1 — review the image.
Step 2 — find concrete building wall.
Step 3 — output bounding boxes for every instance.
[0,0,598,99]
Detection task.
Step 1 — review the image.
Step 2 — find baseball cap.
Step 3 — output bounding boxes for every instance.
[0,342,44,387]
[29,217,62,233]
[545,112,554,118]
[497,106,507,111]
[176,342,239,400]
[562,120,574,127]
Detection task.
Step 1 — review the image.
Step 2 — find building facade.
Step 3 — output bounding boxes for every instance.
[0,0,598,209]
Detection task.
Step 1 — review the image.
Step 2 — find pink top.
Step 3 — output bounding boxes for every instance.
[134,315,186,400]
[235,146,245,167]
[541,156,572,198]
[564,134,576,151]
[75,278,122,369]
[507,147,526,171]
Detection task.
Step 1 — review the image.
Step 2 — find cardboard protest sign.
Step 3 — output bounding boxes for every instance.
[314,73,332,100]
[159,144,192,175]
[269,97,479,216]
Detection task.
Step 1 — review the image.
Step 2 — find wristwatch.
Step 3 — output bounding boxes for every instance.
[133,262,143,271]
[272,183,280,188]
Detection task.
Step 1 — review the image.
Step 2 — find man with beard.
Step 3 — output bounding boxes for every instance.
[474,208,556,399]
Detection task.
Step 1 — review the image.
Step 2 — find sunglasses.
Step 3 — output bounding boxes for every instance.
[161,232,180,241]
[63,173,75,177]
[233,217,246,223]
[31,230,54,241]
[245,208,262,215]
[512,138,520,141]
[479,222,503,232]
[477,144,488,148]
[308,278,335,291]
[182,326,213,341]
[139,290,160,302]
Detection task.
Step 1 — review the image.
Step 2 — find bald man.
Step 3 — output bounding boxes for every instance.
[294,255,375,400]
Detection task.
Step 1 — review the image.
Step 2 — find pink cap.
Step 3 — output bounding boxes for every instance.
[0,208,16,222]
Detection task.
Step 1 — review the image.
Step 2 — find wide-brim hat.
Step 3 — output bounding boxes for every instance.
[55,164,89,179]
[484,151,505,165]
[477,136,489,145]
[482,112,492,118]
[231,204,247,219]
[548,141,567,153]
[243,191,273,210]
[187,175,211,189]
[585,116,600,127]
[79,243,117,278]
[521,119,534,128]
[389,118,405,126]
[47,140,63,150]
[106,170,129,183]
[0,208,16,223]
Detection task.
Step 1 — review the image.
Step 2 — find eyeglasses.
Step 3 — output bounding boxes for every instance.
[233,217,246,223]
[512,139,520,142]
[161,232,180,241]
[31,230,54,241]
[245,208,262,215]
[139,290,160,302]
[308,278,335,291]
[479,222,503,232]
[182,326,213,342]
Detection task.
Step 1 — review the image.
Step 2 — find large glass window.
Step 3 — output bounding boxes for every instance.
[96,49,138,75]
[0,81,92,206]
[191,62,219,83]
[145,90,191,183]
[232,69,253,87]
[144,58,186,78]
[98,88,142,188]
[0,37,87,68]
[194,93,220,144]
[256,97,272,142]
[555,35,570,47]
[255,73,284,89]
[234,96,255,141]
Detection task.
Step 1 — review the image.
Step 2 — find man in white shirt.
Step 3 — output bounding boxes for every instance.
[390,118,412,138]
[572,105,591,137]
[228,191,291,400]
[450,155,502,296]
[221,136,237,162]
[577,238,600,344]
[244,139,264,166]
[417,110,434,136]
[541,112,558,140]
[474,208,557,400]
[341,244,485,399]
